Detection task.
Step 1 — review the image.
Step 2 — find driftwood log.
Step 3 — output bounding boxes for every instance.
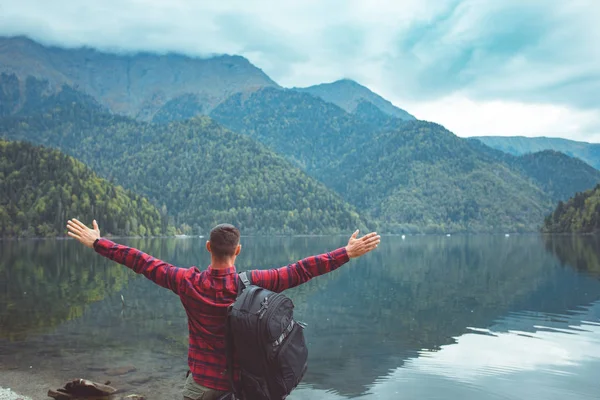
[47,378,119,399]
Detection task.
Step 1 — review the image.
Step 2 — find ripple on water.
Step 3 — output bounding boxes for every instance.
[378,304,600,400]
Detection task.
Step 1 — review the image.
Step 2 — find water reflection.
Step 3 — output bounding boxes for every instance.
[544,235,600,276]
[347,303,600,400]
[291,305,600,399]
[1,235,600,400]
[0,239,132,340]
[291,235,600,396]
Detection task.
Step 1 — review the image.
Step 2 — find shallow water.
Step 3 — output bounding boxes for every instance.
[1,235,599,399]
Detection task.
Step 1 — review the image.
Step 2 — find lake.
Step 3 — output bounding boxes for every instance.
[1,235,600,399]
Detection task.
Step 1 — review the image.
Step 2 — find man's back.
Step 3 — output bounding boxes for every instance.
[93,238,350,391]
[180,265,238,391]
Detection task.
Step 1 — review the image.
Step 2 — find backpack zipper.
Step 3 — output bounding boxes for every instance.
[261,295,287,321]
[261,295,291,341]
[257,296,269,319]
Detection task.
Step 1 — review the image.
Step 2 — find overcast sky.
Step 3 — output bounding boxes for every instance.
[1,0,599,141]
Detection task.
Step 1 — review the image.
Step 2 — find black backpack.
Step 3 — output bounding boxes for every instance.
[225,271,308,400]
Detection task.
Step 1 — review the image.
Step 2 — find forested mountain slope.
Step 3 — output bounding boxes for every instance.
[323,121,553,232]
[510,150,600,203]
[205,87,599,232]
[0,140,165,237]
[0,80,367,235]
[209,87,373,172]
[543,185,600,233]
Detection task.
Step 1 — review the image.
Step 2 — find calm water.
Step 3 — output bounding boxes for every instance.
[1,235,600,399]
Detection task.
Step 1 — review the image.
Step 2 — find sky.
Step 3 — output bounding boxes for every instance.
[1,0,599,141]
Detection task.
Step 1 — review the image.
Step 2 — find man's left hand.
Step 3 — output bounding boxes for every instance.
[67,219,101,248]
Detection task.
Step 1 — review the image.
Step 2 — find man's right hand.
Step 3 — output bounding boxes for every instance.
[345,230,380,258]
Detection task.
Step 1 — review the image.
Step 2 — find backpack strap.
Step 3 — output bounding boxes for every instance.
[225,308,241,398]
[227,272,253,398]
[216,393,236,400]
[239,271,252,288]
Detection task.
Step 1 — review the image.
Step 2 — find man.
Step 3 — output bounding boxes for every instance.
[66,219,380,400]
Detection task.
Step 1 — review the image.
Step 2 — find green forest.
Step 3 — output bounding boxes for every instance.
[209,87,373,173]
[543,184,600,233]
[510,150,600,202]
[0,79,367,235]
[0,140,167,237]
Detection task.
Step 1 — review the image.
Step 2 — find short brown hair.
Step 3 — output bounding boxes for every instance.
[209,224,240,259]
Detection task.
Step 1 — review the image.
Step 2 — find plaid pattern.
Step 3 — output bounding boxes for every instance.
[94,238,349,391]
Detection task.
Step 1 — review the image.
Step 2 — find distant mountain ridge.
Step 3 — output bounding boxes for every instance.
[0,36,278,120]
[0,37,416,125]
[473,136,600,170]
[295,79,415,121]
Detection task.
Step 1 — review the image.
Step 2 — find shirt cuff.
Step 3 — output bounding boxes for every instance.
[93,238,114,255]
[331,247,350,264]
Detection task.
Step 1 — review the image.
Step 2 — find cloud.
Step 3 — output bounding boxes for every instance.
[384,1,600,108]
[402,96,600,141]
[0,0,598,140]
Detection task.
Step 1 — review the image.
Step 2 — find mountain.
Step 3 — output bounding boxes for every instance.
[0,76,367,235]
[0,72,106,117]
[209,87,373,172]
[0,36,278,120]
[510,150,600,203]
[323,121,554,233]
[0,140,166,237]
[542,184,600,233]
[295,79,415,121]
[0,72,20,115]
[351,99,398,128]
[467,139,600,202]
[473,136,600,170]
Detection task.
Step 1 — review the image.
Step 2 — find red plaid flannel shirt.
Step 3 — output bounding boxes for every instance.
[94,238,349,391]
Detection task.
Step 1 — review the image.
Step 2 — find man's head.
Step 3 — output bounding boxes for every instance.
[206,223,241,262]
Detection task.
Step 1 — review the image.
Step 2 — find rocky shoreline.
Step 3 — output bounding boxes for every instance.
[0,386,33,400]
[0,358,187,399]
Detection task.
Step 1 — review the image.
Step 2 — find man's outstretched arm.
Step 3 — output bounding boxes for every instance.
[250,230,380,293]
[66,218,187,295]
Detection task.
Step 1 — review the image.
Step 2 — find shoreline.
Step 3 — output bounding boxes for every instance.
[1,233,349,241]
[1,231,577,241]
